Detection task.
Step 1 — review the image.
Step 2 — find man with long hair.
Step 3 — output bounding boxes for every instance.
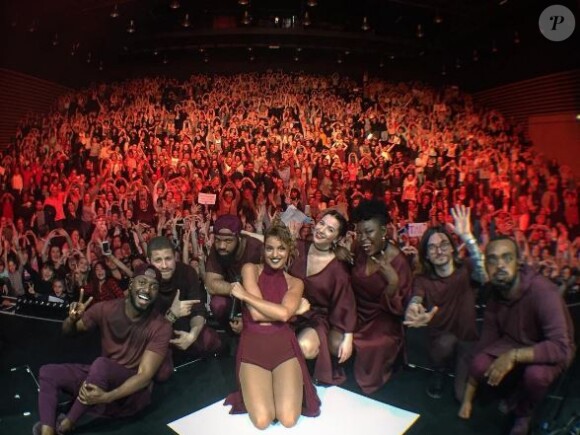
[404,205,487,400]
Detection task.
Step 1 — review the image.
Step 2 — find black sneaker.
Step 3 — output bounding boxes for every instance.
[426,371,445,399]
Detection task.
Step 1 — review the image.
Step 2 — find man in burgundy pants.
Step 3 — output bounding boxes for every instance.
[459,237,575,435]
[33,264,173,435]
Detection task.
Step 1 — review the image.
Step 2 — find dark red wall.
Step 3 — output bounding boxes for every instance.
[473,70,580,172]
[0,68,71,151]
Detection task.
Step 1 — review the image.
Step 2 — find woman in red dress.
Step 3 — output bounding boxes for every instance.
[225,222,320,429]
[288,209,357,385]
[350,200,413,394]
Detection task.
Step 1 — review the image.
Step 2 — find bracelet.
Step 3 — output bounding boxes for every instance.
[410,296,423,305]
[165,310,178,323]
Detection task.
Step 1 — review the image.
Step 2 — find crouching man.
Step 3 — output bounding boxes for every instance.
[34,263,173,434]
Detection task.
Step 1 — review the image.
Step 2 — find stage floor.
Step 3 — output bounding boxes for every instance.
[1,314,578,435]
[169,386,420,435]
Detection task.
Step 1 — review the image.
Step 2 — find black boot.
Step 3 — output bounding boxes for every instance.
[426,370,445,399]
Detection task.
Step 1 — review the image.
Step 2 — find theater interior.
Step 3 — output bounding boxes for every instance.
[0,1,579,434]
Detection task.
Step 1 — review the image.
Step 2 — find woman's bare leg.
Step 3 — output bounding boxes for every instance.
[297,328,321,360]
[272,358,303,428]
[458,377,478,419]
[239,362,275,430]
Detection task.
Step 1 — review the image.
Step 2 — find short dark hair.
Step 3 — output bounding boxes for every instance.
[486,235,520,259]
[351,200,390,226]
[147,236,175,259]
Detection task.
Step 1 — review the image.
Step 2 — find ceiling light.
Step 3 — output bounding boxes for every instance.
[307,0,318,6]
[434,12,443,24]
[491,40,498,53]
[513,31,520,44]
[110,4,120,18]
[416,24,424,38]
[303,11,311,26]
[99,61,104,71]
[86,52,92,64]
[169,0,180,9]
[163,56,168,64]
[242,10,251,25]
[455,58,461,69]
[472,49,479,62]
[441,65,447,76]
[153,49,159,56]
[51,33,59,46]
[27,20,36,33]
[182,13,191,28]
[127,19,136,33]
[294,55,299,61]
[238,0,249,5]
[361,16,370,31]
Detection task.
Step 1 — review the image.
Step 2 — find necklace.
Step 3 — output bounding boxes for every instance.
[312,243,332,252]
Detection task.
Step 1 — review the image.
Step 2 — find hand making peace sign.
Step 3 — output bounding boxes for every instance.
[68,288,93,322]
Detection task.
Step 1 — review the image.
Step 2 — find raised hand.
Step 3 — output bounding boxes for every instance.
[449,204,472,240]
[168,289,200,318]
[68,288,93,322]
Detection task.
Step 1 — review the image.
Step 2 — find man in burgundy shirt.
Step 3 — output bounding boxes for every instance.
[204,215,262,330]
[34,264,173,435]
[404,205,487,400]
[459,236,575,435]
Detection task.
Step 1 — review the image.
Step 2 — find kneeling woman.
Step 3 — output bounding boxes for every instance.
[225,222,320,429]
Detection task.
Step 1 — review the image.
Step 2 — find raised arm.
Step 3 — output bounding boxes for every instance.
[449,205,487,284]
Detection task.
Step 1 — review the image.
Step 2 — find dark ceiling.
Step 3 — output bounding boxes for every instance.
[1,0,578,90]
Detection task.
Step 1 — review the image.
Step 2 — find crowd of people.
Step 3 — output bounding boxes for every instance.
[0,72,577,434]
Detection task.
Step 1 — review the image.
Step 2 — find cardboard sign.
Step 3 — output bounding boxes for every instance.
[198,192,217,205]
[407,222,428,238]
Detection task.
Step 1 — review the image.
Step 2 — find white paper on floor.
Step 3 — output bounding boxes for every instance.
[168,386,420,435]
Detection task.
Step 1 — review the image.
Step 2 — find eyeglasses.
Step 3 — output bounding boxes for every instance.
[427,241,452,254]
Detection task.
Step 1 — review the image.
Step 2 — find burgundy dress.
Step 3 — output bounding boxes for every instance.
[224,263,321,417]
[288,240,357,385]
[351,247,413,394]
